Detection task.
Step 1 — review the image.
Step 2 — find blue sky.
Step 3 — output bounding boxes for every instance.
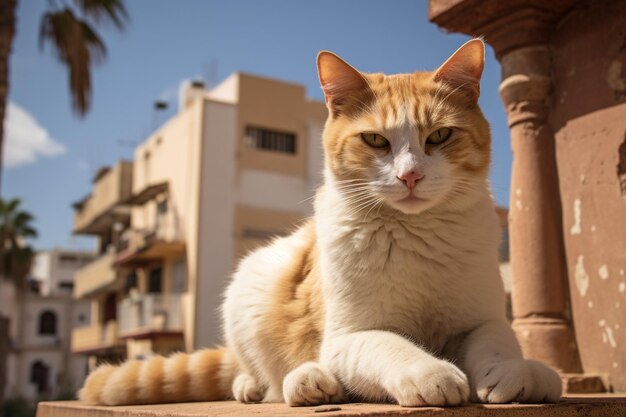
[5,0,511,251]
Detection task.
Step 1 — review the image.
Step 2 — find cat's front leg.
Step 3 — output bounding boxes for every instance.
[461,320,562,403]
[321,330,470,407]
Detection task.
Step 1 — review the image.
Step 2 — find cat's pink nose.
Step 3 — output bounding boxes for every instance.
[397,170,424,190]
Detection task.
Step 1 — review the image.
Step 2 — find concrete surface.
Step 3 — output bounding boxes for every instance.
[37,395,626,417]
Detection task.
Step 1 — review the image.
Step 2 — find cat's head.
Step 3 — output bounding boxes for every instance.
[317,39,491,215]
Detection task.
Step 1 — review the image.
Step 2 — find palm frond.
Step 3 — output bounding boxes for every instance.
[39,9,107,116]
[14,211,34,225]
[74,0,129,29]
[19,226,38,239]
[5,197,21,215]
[0,198,37,284]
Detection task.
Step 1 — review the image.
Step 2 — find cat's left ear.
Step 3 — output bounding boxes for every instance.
[433,39,485,102]
[317,51,369,110]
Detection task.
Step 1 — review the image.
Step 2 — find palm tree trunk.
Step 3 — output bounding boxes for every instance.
[0,0,18,196]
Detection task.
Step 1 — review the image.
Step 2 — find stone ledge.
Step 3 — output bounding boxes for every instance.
[37,395,626,417]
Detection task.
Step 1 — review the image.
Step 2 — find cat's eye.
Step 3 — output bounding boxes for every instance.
[361,133,389,149]
[426,127,453,145]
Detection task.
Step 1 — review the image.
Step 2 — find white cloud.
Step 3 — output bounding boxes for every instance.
[3,102,66,168]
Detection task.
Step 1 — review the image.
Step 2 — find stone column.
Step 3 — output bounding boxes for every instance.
[428,0,609,392]
[499,46,582,373]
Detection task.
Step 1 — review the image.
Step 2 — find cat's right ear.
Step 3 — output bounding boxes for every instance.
[317,51,368,111]
[433,39,485,102]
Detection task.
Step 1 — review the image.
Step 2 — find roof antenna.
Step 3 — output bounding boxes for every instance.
[204,58,218,89]
[153,100,169,130]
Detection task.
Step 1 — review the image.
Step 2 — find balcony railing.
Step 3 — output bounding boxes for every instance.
[115,219,185,266]
[73,161,133,234]
[70,320,120,353]
[117,293,183,336]
[74,249,118,298]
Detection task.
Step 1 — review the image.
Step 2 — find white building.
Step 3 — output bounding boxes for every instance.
[1,250,94,401]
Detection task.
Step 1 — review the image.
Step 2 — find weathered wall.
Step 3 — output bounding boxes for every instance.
[551,0,626,391]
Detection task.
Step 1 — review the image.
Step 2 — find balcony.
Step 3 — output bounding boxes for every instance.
[126,181,168,206]
[70,321,122,354]
[117,293,184,338]
[115,220,185,266]
[74,249,119,299]
[73,161,133,235]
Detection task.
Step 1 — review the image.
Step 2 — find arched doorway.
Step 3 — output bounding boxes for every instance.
[30,360,50,394]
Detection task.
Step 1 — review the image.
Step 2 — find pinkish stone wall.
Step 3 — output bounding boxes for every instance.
[550,0,626,392]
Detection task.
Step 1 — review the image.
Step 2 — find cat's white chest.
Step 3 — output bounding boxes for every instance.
[320,207,503,353]
[324,219,463,346]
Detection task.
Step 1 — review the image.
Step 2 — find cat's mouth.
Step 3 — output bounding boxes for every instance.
[396,194,428,204]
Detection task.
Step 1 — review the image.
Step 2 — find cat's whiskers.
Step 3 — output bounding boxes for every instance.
[340,194,378,210]
[374,197,387,218]
[332,184,371,191]
[364,197,386,219]
[299,183,372,205]
[339,190,376,211]
[345,201,380,219]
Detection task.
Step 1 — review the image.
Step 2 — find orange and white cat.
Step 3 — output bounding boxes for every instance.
[79,39,562,407]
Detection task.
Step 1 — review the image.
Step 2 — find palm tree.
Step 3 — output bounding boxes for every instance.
[0,197,35,412]
[0,0,17,196]
[0,197,37,289]
[0,0,128,193]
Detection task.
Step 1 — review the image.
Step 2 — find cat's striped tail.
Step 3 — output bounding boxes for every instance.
[78,348,238,405]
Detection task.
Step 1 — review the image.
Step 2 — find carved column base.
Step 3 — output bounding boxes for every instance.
[513,317,581,373]
[513,317,607,393]
[561,373,609,394]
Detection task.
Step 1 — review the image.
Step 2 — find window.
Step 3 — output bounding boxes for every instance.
[59,254,79,264]
[38,311,57,335]
[148,268,163,293]
[59,254,92,268]
[125,271,138,292]
[245,126,297,154]
[103,293,117,322]
[157,199,168,215]
[58,282,74,291]
[144,151,151,183]
[156,199,168,235]
[172,260,187,294]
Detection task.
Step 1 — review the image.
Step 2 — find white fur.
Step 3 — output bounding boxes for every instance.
[222,105,561,407]
[222,168,562,405]
[282,362,345,406]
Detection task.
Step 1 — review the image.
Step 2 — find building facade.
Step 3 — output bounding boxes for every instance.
[71,73,326,365]
[1,250,93,401]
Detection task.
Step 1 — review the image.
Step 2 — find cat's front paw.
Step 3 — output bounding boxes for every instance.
[283,362,345,406]
[474,359,562,403]
[233,373,264,403]
[388,360,470,407]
